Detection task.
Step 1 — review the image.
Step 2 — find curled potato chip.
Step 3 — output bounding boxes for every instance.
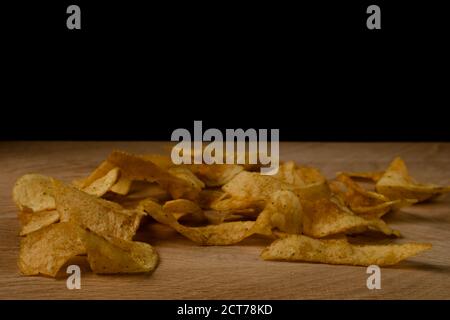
[261,234,431,266]
[13,174,55,212]
[110,176,133,195]
[223,171,328,203]
[253,190,303,236]
[141,154,174,170]
[19,210,60,236]
[163,199,205,223]
[18,223,86,276]
[168,166,205,191]
[187,164,244,187]
[82,167,120,197]
[330,174,416,219]
[274,162,330,200]
[53,180,144,240]
[376,157,450,202]
[81,160,117,188]
[141,199,255,245]
[302,197,399,238]
[84,233,158,274]
[107,150,199,200]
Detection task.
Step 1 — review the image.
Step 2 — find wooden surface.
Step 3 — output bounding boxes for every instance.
[1,141,450,299]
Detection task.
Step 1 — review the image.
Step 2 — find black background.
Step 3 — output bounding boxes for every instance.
[2,1,449,141]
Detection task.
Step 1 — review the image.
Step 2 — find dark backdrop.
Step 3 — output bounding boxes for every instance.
[2,1,448,141]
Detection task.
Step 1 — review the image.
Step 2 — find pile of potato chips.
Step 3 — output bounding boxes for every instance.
[13,150,450,277]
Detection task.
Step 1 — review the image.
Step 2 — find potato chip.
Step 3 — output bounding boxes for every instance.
[84,232,158,274]
[274,162,330,200]
[110,176,133,195]
[302,197,399,238]
[187,164,244,187]
[168,166,205,191]
[253,190,303,236]
[53,180,144,240]
[13,174,55,212]
[222,171,293,201]
[163,199,205,223]
[261,234,431,266]
[141,199,255,245]
[18,223,86,276]
[141,154,174,170]
[376,157,450,202]
[81,160,117,188]
[330,174,416,219]
[107,150,200,200]
[223,170,328,203]
[19,210,60,236]
[82,167,120,197]
[127,181,170,201]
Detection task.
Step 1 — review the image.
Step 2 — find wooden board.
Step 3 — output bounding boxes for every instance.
[1,141,450,299]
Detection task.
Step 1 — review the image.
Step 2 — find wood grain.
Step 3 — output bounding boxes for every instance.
[1,141,450,299]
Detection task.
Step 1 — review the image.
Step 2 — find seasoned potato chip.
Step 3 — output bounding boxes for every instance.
[107,150,200,200]
[83,167,120,197]
[223,170,328,203]
[302,197,399,238]
[19,210,60,236]
[18,223,86,276]
[187,164,244,187]
[376,157,450,202]
[222,171,293,201]
[274,162,330,200]
[330,174,416,219]
[141,199,255,245]
[253,190,303,236]
[53,180,144,240]
[13,174,55,212]
[84,233,158,274]
[261,234,431,266]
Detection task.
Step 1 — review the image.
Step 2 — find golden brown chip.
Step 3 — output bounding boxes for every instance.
[261,234,431,266]
[82,167,120,197]
[19,210,60,236]
[163,199,205,223]
[223,170,328,203]
[81,160,117,188]
[222,171,293,201]
[18,223,86,276]
[168,166,205,191]
[110,176,133,195]
[84,232,158,274]
[376,157,450,202]
[253,190,303,236]
[107,150,199,200]
[302,197,399,238]
[13,174,55,212]
[187,164,244,187]
[330,174,416,219]
[127,181,170,201]
[141,154,174,169]
[141,199,256,245]
[53,180,144,240]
